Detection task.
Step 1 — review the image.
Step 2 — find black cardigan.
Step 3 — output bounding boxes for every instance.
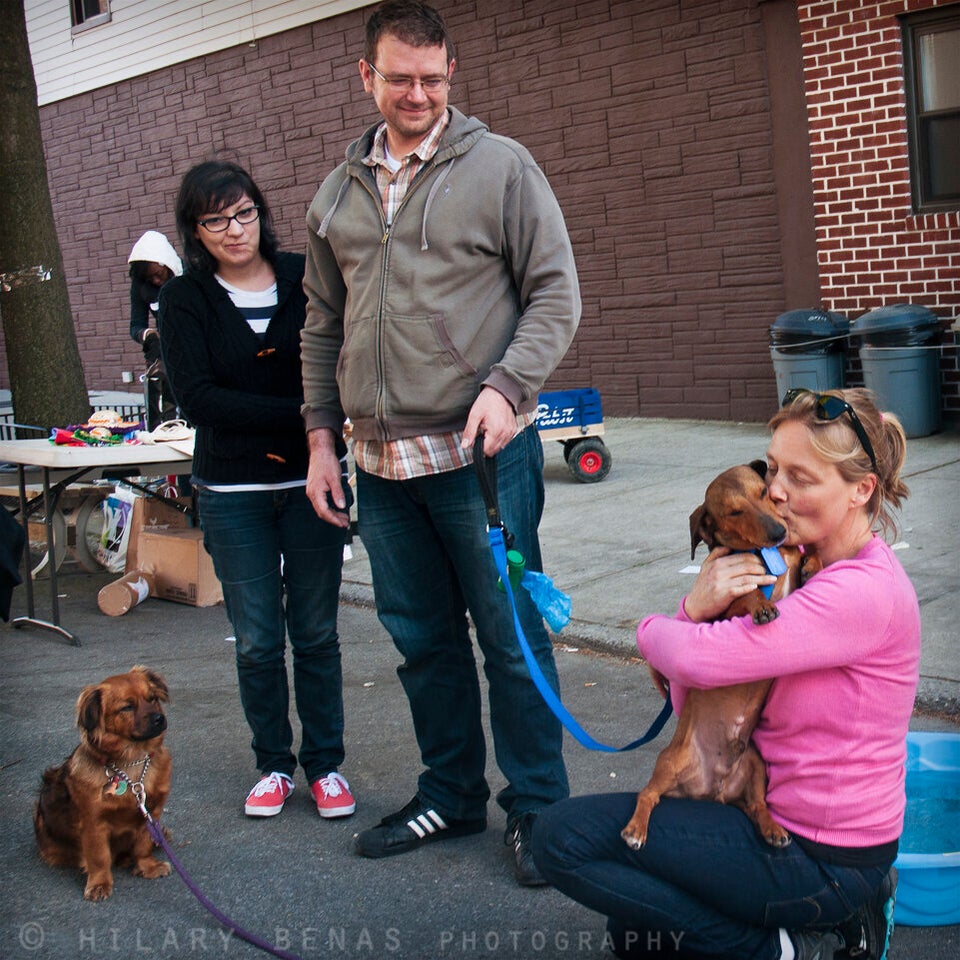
[158,252,340,485]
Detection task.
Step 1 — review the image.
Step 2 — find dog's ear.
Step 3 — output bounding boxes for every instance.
[748,459,768,480]
[76,684,104,733]
[689,504,716,558]
[132,665,169,703]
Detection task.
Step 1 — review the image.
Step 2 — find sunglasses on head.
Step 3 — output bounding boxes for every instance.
[781,388,879,475]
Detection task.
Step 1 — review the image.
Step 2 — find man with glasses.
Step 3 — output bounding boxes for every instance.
[300,0,580,885]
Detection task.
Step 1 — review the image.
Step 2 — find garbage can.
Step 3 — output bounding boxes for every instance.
[769,309,849,400]
[851,304,942,438]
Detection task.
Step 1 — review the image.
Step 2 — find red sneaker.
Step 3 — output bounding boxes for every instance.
[244,772,294,817]
[311,772,356,818]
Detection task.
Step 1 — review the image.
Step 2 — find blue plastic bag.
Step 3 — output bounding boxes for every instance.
[520,569,572,633]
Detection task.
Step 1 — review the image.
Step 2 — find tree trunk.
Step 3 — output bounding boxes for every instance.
[0,0,90,432]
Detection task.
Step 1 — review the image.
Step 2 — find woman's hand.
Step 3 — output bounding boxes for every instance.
[683,547,777,623]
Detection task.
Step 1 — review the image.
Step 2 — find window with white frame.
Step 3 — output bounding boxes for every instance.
[900,6,960,213]
[71,0,111,33]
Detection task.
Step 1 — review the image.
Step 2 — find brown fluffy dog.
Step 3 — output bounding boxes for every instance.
[33,665,172,900]
[621,462,819,851]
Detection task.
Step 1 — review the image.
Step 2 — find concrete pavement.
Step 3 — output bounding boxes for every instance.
[1,417,957,960]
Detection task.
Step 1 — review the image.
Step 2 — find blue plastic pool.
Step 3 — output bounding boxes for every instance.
[894,732,960,926]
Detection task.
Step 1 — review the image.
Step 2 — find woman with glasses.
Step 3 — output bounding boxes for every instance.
[533,389,919,960]
[158,160,356,821]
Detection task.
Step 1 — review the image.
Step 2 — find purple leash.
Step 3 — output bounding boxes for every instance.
[133,786,302,960]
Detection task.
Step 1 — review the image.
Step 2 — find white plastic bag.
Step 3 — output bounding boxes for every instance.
[96,487,138,574]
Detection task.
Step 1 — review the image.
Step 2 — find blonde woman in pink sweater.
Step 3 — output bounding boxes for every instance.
[532,389,919,960]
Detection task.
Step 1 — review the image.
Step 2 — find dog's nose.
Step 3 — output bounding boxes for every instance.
[764,517,787,544]
[148,713,167,732]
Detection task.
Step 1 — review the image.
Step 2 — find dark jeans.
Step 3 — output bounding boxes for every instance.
[531,794,891,960]
[356,425,569,821]
[198,485,346,783]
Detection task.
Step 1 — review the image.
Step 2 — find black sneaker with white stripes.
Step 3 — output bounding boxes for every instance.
[505,812,547,886]
[353,794,486,858]
[837,867,897,960]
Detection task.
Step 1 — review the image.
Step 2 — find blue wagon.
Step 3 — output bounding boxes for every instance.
[536,388,612,482]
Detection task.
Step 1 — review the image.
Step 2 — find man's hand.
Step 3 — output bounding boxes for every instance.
[461,387,517,457]
[306,428,350,529]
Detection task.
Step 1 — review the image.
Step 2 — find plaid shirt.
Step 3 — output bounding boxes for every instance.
[353,112,532,480]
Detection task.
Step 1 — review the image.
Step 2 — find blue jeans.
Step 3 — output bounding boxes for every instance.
[356,425,569,821]
[198,485,347,783]
[531,794,892,959]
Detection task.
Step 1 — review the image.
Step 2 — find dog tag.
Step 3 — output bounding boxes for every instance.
[105,775,127,796]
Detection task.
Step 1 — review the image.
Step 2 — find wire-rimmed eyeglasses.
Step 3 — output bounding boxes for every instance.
[197,205,260,233]
[366,61,450,93]
[781,388,879,474]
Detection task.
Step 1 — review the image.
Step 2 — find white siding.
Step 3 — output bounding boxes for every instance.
[25,0,368,105]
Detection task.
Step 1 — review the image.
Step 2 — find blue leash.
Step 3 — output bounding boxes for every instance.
[475,437,673,753]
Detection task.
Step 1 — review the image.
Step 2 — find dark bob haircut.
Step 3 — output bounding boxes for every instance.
[364,0,454,65]
[174,160,279,273]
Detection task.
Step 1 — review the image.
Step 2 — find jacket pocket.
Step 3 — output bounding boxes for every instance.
[379,313,478,418]
[337,314,381,420]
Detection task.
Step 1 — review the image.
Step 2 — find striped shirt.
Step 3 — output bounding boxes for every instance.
[215,275,276,340]
[353,112,532,480]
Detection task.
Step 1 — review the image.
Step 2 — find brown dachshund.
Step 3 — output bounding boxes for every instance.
[33,666,172,900]
[621,461,819,850]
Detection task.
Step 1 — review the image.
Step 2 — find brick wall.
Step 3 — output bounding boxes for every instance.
[798,0,959,417]
[3,0,790,423]
[5,0,956,423]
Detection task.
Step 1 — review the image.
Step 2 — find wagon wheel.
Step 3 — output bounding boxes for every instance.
[565,438,612,483]
[72,494,111,572]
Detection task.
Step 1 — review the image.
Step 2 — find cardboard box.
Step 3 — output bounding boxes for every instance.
[136,528,222,607]
[124,496,192,574]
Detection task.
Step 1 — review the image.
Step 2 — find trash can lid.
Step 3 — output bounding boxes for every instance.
[851,303,940,334]
[769,309,849,336]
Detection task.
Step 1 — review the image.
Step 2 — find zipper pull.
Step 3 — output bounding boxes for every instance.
[381,227,390,245]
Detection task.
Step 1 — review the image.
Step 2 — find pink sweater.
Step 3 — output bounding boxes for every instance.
[636,536,920,849]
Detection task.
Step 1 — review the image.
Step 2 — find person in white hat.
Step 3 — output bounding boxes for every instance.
[128,230,182,430]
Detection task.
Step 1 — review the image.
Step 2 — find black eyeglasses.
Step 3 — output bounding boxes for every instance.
[197,205,260,233]
[781,388,879,474]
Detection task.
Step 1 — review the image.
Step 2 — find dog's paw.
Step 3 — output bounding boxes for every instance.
[83,880,113,901]
[764,829,792,848]
[620,828,646,851]
[751,603,780,625]
[133,857,171,879]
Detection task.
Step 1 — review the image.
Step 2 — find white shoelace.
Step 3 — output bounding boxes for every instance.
[251,772,292,797]
[318,772,348,798]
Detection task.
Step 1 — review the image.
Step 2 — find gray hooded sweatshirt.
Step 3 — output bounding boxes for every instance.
[301,107,581,444]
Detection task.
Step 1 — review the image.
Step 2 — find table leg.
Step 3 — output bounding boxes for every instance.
[10,465,79,645]
[16,466,34,617]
